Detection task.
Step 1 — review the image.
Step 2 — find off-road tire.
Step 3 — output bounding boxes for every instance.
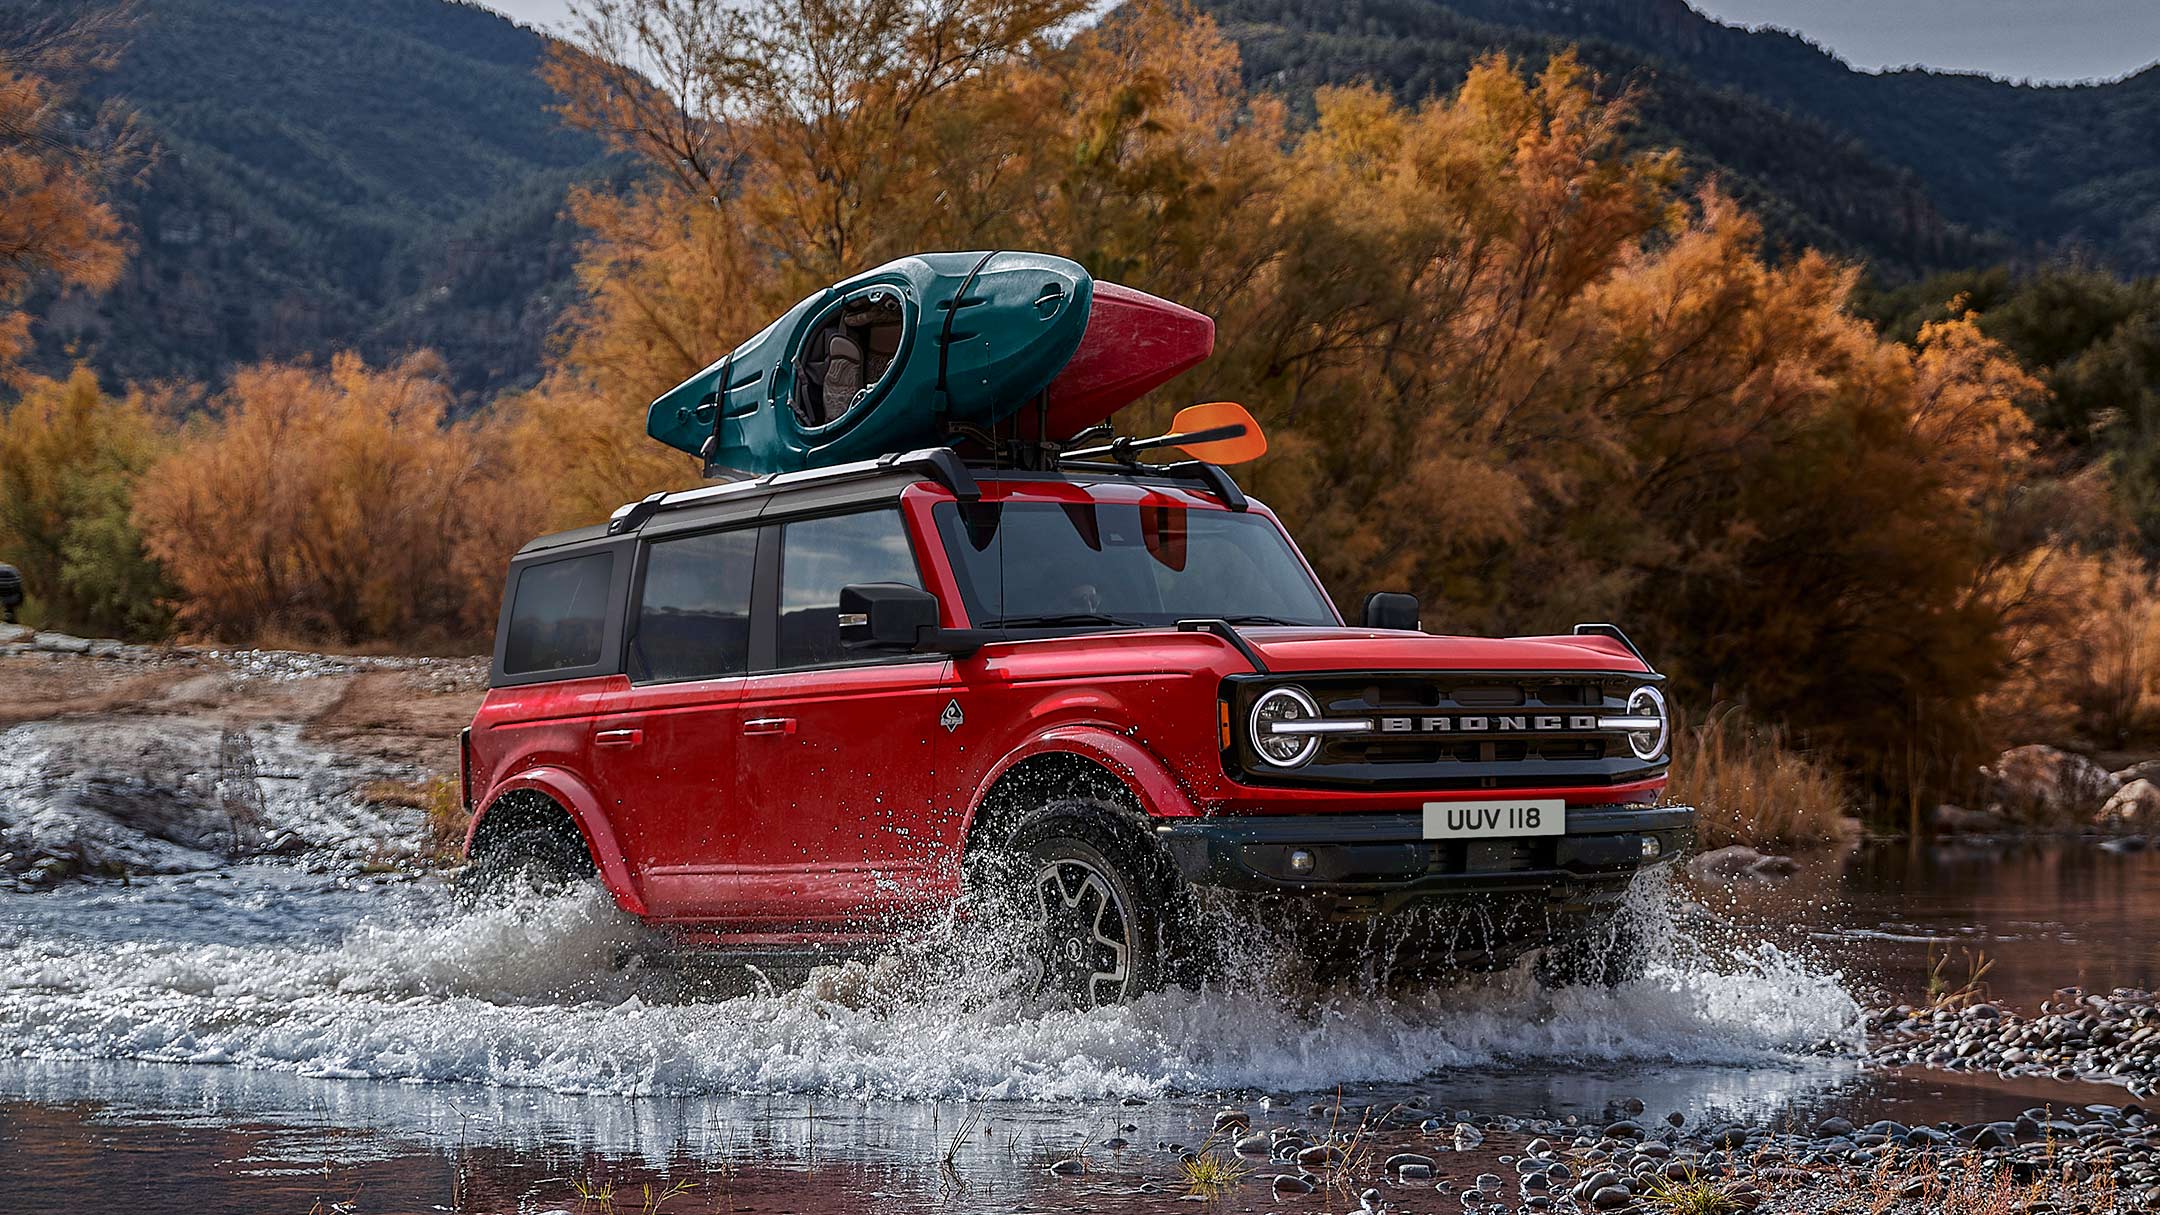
[456,816,597,906]
[983,799,1202,1009]
[1536,915,1649,989]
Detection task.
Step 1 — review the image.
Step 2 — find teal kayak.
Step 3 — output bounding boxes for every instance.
[647,252,1093,473]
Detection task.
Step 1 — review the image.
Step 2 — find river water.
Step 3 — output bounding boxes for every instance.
[0,841,2152,1212]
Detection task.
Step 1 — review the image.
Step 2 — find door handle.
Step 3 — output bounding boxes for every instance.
[742,717,797,736]
[594,728,643,748]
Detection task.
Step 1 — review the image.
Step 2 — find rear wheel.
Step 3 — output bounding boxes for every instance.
[457,807,596,905]
[990,801,1199,1009]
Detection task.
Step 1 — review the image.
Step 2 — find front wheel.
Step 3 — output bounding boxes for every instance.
[993,802,1199,1009]
[1536,915,1650,989]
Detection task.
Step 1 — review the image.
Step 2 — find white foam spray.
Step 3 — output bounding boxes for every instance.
[0,868,1861,1103]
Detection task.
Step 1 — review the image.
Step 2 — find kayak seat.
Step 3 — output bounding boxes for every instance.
[792,291,909,427]
[823,335,866,417]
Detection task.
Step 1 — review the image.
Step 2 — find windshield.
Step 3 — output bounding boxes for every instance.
[933,499,1338,630]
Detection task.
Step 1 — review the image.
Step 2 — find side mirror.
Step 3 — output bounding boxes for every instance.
[1362,591,1421,631]
[839,583,989,655]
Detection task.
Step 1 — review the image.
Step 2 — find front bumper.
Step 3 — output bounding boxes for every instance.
[1153,805,1696,919]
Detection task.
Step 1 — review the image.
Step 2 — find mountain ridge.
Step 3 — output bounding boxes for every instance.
[17,0,2160,406]
[1203,0,2160,274]
[23,0,612,407]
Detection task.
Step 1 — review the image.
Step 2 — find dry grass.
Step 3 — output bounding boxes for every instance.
[1176,1132,1254,1198]
[1666,704,1860,850]
[361,776,467,864]
[1838,1147,2117,1215]
[1924,943,1996,1011]
[1639,1169,1745,1215]
[568,1175,697,1214]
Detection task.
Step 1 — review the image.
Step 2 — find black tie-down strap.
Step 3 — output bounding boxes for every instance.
[696,354,735,472]
[935,250,1000,419]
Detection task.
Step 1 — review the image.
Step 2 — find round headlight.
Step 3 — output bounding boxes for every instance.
[1626,685,1669,761]
[1249,686,1323,767]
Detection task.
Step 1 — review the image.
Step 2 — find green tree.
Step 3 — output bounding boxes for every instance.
[0,366,173,637]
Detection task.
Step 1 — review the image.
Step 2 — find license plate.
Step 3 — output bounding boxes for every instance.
[1422,799,1566,839]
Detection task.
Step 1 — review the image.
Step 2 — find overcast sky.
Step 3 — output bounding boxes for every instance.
[1692,0,2160,82]
[480,0,2160,85]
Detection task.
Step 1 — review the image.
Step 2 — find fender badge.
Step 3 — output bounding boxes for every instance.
[940,699,965,732]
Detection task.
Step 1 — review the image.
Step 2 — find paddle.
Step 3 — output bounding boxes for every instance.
[1063,402,1268,466]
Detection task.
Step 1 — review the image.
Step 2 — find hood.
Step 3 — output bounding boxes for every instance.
[1233,627,1653,675]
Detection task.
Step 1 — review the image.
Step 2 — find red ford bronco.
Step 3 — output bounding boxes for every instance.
[460,448,1693,1004]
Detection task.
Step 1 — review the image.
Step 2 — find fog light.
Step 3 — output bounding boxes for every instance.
[1288,848,1317,875]
[1639,836,1662,860]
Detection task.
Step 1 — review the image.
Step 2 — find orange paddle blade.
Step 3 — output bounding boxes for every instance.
[1170,402,1267,465]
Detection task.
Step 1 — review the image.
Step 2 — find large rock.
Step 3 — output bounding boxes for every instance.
[1687,844,1762,879]
[1984,745,2120,826]
[1686,844,1799,881]
[1931,803,2008,834]
[2098,778,2160,830]
[2112,758,2160,785]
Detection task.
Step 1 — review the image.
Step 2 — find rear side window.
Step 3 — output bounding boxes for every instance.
[503,552,615,675]
[633,528,756,682]
[778,510,922,668]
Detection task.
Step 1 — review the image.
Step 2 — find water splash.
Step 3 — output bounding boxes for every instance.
[0,868,1862,1102]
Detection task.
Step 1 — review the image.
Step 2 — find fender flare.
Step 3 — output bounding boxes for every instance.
[466,767,648,916]
[965,724,1201,837]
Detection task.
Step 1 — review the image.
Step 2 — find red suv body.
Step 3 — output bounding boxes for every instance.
[461,451,1694,998]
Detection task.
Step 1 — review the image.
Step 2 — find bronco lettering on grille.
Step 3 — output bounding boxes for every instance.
[1376,714,1600,733]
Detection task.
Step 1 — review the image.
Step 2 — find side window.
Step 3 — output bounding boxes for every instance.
[503,551,614,675]
[778,509,922,668]
[633,528,757,682]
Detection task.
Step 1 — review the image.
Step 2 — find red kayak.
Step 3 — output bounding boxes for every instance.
[1019,281,1215,441]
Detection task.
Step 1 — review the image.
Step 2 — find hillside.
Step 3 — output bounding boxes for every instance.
[18,0,2160,408]
[26,0,612,407]
[1202,0,2160,276]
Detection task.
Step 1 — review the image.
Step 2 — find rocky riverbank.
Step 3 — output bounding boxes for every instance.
[1105,1090,2153,1213]
[1932,743,2160,838]
[1869,988,2160,1100]
[0,628,482,888]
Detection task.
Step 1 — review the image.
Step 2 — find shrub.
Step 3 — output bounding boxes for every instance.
[0,367,174,638]
[1982,544,2160,749]
[1666,705,1858,850]
[131,352,518,647]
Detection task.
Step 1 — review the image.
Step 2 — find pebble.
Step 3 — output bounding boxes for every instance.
[1869,987,2160,1092]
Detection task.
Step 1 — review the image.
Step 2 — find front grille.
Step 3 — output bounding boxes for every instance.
[1227,671,1664,790]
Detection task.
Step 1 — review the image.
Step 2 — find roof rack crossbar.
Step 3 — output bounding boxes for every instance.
[1052,458,1248,511]
[607,446,977,535]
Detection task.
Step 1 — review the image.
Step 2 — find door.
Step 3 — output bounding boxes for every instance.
[732,507,957,925]
[588,523,760,919]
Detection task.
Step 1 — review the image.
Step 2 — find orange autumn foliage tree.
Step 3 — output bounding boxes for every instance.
[512,0,1095,525]
[520,0,2044,796]
[0,6,136,384]
[132,353,517,646]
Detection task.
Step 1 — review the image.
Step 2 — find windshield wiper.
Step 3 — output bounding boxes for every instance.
[980,612,1146,629]
[1220,614,1302,626]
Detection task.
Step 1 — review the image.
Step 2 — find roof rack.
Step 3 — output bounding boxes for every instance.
[604,442,1249,537]
[606,447,980,535]
[1054,458,1248,511]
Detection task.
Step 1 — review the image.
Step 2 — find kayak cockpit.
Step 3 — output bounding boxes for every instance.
[796,289,905,427]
